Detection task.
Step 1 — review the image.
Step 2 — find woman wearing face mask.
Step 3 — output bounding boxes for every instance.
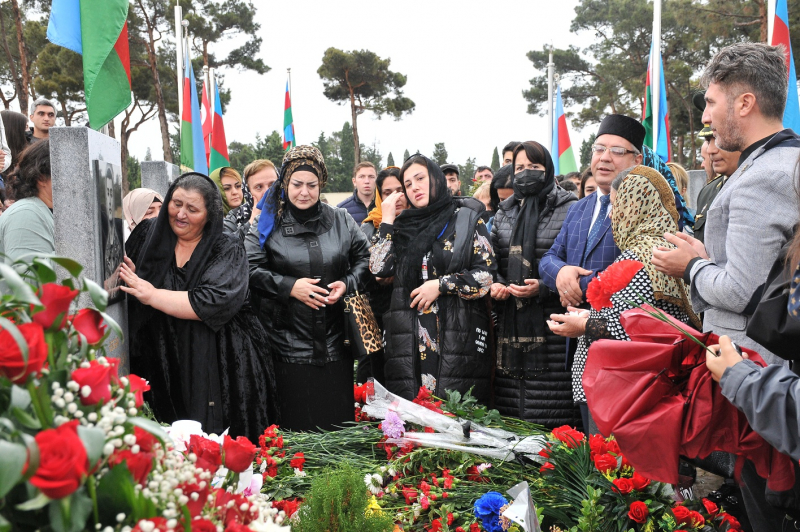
[245,146,371,431]
[370,155,497,402]
[489,141,581,428]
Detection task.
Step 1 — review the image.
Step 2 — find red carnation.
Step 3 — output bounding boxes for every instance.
[71,360,118,405]
[108,449,154,485]
[552,425,585,448]
[586,259,644,310]
[290,452,305,470]
[701,498,719,517]
[672,505,692,524]
[188,434,222,472]
[628,501,649,524]
[630,471,651,490]
[215,490,256,525]
[402,486,418,504]
[273,498,300,518]
[30,420,88,499]
[539,462,555,474]
[127,374,150,407]
[32,283,79,330]
[613,477,634,494]
[222,435,257,473]
[593,453,618,473]
[71,308,107,345]
[469,523,481,532]
[0,322,48,384]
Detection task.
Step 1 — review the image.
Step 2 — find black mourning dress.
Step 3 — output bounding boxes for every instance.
[126,206,278,440]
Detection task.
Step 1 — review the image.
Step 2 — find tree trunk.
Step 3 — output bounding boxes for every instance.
[137,0,173,163]
[10,0,29,116]
[757,0,768,43]
[107,120,116,139]
[0,6,22,112]
[346,73,361,164]
[202,40,208,68]
[59,99,70,126]
[676,135,684,166]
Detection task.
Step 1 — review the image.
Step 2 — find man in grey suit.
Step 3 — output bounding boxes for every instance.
[653,42,799,366]
[652,42,800,532]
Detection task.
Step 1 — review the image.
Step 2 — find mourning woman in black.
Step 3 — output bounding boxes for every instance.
[121,172,277,439]
[245,145,371,432]
[370,155,496,402]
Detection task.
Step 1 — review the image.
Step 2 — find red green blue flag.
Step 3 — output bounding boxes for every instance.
[209,82,230,173]
[643,40,672,162]
[201,79,212,166]
[772,0,800,132]
[551,86,578,175]
[283,81,295,150]
[46,0,132,129]
[180,55,208,175]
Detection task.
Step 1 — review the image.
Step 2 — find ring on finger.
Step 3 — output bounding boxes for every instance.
[310,293,315,299]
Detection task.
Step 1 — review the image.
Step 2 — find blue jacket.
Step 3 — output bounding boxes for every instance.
[539,191,620,296]
[336,191,374,226]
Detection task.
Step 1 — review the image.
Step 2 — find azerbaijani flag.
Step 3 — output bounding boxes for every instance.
[551,86,578,175]
[201,79,212,166]
[643,40,672,162]
[772,0,800,132]
[208,82,230,173]
[180,55,208,175]
[46,0,132,129]
[283,81,295,150]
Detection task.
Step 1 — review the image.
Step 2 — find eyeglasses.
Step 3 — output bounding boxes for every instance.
[591,145,639,157]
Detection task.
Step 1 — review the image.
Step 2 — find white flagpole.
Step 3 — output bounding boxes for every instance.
[175,5,183,121]
[768,0,777,43]
[547,47,555,153]
[652,0,662,154]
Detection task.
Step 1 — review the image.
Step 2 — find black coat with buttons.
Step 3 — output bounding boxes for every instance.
[245,203,371,365]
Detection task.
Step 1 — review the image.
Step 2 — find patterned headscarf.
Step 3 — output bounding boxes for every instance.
[612,165,700,328]
[209,166,252,221]
[641,146,694,230]
[257,145,327,248]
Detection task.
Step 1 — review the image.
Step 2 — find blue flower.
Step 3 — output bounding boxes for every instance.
[474,491,508,532]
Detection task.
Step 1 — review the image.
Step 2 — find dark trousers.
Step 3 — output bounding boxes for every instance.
[578,402,600,435]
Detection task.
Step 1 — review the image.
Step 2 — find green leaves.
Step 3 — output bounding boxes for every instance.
[0,440,28,498]
[77,426,106,467]
[126,416,170,445]
[0,263,41,306]
[82,279,108,312]
[48,490,93,532]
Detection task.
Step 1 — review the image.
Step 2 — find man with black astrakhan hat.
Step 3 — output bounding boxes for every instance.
[539,113,645,434]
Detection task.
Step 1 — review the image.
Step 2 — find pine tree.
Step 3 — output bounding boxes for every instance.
[403,149,410,161]
[387,152,395,167]
[432,143,448,166]
[490,147,500,171]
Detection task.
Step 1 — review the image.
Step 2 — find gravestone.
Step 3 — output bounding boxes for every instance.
[686,170,707,210]
[50,127,128,371]
[141,160,181,198]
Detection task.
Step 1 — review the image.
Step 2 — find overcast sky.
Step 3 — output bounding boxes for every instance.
[126,0,596,169]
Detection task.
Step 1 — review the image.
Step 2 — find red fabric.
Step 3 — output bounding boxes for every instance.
[583,306,795,491]
[113,23,131,86]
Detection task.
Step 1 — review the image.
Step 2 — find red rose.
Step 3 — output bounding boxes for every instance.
[30,420,88,499]
[606,439,621,455]
[613,477,634,494]
[672,505,692,524]
[587,259,645,310]
[134,426,158,453]
[32,283,79,330]
[127,374,150,407]
[222,435,256,473]
[71,308,107,345]
[289,452,305,470]
[630,471,651,490]
[188,435,222,472]
[702,497,719,517]
[108,449,154,485]
[192,520,217,532]
[225,523,251,532]
[215,490,255,525]
[0,322,48,384]
[71,360,118,405]
[627,501,649,524]
[180,481,210,517]
[588,434,608,456]
[689,510,705,527]
[552,425,585,448]
[132,518,169,532]
[593,453,618,473]
[720,513,741,529]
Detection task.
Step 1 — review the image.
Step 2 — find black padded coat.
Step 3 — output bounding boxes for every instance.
[490,186,582,428]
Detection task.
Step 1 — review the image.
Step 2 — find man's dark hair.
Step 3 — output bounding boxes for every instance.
[2,110,30,164]
[6,139,50,200]
[563,171,581,182]
[561,180,578,192]
[474,165,493,178]
[502,141,520,155]
[701,42,787,120]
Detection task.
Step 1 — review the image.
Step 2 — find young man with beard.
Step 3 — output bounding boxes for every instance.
[652,42,800,532]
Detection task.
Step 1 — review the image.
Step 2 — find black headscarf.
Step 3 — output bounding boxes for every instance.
[393,155,456,294]
[135,172,224,291]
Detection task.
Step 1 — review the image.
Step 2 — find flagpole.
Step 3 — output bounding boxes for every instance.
[652,0,661,153]
[768,0,777,42]
[175,5,184,121]
[547,47,554,152]
[288,67,294,144]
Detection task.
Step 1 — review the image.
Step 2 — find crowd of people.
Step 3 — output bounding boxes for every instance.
[4,42,800,530]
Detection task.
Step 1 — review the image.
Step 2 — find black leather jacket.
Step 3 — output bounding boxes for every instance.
[245,203,371,365]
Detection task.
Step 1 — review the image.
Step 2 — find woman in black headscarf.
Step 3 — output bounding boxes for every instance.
[489,141,580,428]
[121,172,277,440]
[370,155,496,402]
[245,145,371,432]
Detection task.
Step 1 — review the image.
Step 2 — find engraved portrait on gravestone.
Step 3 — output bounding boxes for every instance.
[95,159,124,304]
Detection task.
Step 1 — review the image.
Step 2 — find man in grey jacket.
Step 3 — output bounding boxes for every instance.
[652,42,800,367]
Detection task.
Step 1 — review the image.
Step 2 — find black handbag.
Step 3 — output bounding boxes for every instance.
[746,243,800,362]
[343,291,383,357]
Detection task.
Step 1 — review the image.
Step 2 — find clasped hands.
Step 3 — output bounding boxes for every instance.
[490,279,539,300]
[291,278,346,310]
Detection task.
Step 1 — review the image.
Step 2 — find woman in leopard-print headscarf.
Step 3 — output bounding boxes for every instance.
[244,145,372,432]
[549,165,699,433]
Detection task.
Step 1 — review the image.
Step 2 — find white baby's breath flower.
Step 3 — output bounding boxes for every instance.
[63,392,74,403]
[81,386,92,398]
